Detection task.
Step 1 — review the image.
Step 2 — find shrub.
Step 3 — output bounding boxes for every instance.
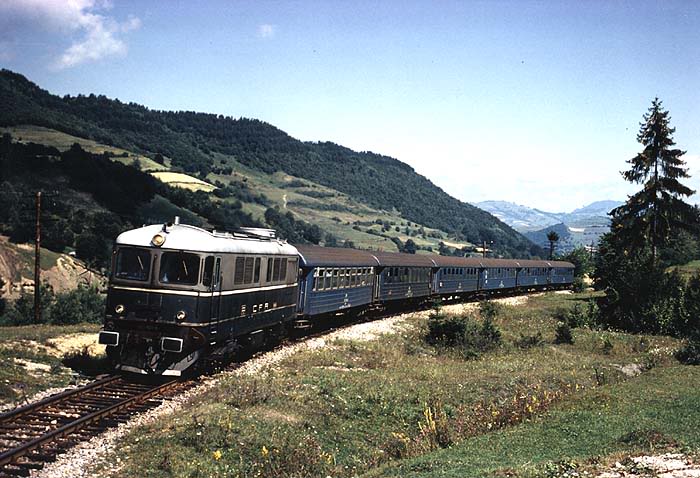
[572,276,586,293]
[51,286,105,325]
[426,311,501,359]
[675,339,700,365]
[601,336,614,354]
[1,283,54,325]
[479,300,501,321]
[554,322,574,344]
[514,332,544,349]
[557,300,599,329]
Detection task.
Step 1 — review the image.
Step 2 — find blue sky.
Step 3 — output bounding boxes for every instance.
[1,0,699,212]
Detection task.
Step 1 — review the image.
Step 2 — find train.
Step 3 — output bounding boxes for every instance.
[98,220,575,376]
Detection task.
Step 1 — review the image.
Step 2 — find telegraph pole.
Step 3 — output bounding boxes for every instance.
[34,191,41,324]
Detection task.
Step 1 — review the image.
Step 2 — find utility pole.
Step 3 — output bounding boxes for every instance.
[482,240,492,258]
[34,191,41,324]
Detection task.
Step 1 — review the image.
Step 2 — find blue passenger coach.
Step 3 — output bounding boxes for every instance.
[373,252,435,303]
[515,260,550,288]
[432,256,481,296]
[549,261,575,286]
[296,245,379,318]
[479,259,520,290]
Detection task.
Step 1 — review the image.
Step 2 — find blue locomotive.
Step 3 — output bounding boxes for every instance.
[99,221,574,376]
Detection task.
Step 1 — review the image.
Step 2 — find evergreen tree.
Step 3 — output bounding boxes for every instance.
[546,231,559,260]
[610,98,696,261]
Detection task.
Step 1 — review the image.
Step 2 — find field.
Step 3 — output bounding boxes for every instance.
[80,291,696,478]
[150,171,216,192]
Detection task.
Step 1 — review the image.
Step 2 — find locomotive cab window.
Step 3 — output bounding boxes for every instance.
[202,256,214,286]
[114,248,151,281]
[159,252,200,285]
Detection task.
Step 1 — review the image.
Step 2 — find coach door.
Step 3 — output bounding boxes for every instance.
[209,257,222,340]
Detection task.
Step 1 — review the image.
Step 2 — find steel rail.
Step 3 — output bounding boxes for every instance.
[0,378,178,469]
[0,375,120,424]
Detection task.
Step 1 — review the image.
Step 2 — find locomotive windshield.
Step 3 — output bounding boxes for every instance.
[114,248,152,281]
[159,252,201,285]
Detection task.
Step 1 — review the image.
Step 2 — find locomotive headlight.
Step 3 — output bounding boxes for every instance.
[175,310,187,321]
[115,304,125,314]
[151,233,166,247]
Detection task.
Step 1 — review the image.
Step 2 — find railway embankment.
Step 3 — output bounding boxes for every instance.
[28,291,698,478]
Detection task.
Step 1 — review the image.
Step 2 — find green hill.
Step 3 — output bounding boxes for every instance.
[0,69,540,258]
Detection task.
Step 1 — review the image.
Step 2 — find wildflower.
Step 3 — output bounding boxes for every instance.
[261,445,269,458]
[212,450,222,461]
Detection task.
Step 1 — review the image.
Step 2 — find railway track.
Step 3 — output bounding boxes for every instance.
[0,375,192,477]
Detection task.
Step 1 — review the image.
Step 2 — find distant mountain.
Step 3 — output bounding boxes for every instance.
[478,199,624,254]
[474,201,561,232]
[569,200,622,216]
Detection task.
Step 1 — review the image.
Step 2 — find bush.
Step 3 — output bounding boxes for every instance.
[479,300,501,321]
[426,311,501,359]
[1,283,54,325]
[51,286,105,325]
[572,276,586,293]
[554,322,574,344]
[514,332,544,349]
[676,339,700,365]
[557,300,599,329]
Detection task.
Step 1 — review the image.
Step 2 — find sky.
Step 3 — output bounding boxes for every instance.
[1,0,699,212]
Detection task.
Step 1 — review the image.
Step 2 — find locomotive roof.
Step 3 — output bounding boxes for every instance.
[116,224,299,256]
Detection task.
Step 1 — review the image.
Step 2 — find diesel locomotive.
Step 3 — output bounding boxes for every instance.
[99,220,574,376]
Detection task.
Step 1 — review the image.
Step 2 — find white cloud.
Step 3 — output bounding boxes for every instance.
[0,0,140,69]
[258,24,276,39]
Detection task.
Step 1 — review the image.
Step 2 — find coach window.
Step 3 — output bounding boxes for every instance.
[317,269,324,291]
[159,252,200,285]
[115,248,151,282]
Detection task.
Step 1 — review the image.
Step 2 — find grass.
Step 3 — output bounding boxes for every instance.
[369,365,700,477]
[98,292,691,478]
[0,323,102,407]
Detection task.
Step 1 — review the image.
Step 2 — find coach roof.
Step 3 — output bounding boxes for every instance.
[296,245,380,267]
[116,224,299,256]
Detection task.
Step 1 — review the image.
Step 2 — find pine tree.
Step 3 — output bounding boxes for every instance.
[546,231,559,260]
[610,98,696,261]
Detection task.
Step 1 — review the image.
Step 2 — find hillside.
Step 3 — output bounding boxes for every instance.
[0,69,538,258]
